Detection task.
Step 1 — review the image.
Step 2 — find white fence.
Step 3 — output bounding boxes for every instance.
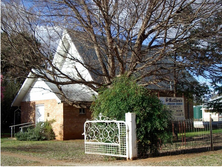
[83,112,137,160]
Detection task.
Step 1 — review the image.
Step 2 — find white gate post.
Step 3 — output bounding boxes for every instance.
[125,112,137,160]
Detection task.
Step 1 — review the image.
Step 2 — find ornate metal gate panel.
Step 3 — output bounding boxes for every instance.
[83,113,128,158]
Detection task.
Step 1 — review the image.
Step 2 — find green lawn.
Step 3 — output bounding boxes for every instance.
[1,138,105,161]
[1,154,40,166]
[1,137,222,166]
[179,128,222,138]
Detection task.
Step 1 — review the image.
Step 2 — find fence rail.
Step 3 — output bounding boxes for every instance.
[158,117,222,155]
[9,122,34,137]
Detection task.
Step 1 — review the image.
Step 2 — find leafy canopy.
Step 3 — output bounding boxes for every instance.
[91,75,173,155]
[15,120,55,141]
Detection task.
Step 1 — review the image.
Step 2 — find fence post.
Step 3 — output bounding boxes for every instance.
[210,114,214,151]
[183,121,186,146]
[125,112,137,160]
[10,127,13,138]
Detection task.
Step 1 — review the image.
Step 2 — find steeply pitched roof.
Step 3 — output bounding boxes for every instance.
[11,30,98,106]
[12,29,197,106]
[43,72,97,103]
[11,71,97,107]
[66,30,105,84]
[67,30,197,91]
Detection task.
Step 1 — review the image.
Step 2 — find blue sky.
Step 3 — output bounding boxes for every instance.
[3,0,220,93]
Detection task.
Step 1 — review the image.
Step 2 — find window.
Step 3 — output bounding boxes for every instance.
[79,108,86,114]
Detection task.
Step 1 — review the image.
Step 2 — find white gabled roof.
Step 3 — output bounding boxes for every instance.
[11,30,97,107]
[11,73,35,106]
[11,71,97,107]
[12,29,197,106]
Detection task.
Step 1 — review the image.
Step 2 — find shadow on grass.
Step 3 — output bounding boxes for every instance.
[1,145,51,154]
[137,146,222,159]
[156,146,222,157]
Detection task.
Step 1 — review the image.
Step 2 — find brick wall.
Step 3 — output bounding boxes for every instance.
[63,104,92,140]
[21,101,36,123]
[41,99,64,140]
[21,99,92,140]
[20,94,193,141]
[21,99,64,140]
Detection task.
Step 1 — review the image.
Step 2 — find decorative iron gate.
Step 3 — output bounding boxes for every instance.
[83,113,128,158]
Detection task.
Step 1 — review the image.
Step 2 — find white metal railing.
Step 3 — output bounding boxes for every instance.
[9,122,34,137]
[83,113,128,158]
[19,124,35,132]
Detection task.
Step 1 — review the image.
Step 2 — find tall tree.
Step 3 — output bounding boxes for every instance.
[1,17,42,130]
[1,77,21,133]
[171,5,222,108]
[172,8,222,89]
[1,32,42,82]
[1,75,4,100]
[1,0,221,106]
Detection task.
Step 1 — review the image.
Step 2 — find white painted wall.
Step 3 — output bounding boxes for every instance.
[194,121,204,128]
[61,42,93,81]
[22,79,61,103]
[53,30,93,82]
[50,31,97,101]
[202,108,219,122]
[52,31,70,69]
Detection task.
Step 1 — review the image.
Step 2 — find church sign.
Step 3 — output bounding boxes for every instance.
[159,97,185,120]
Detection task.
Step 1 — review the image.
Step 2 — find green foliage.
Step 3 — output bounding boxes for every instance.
[15,120,56,141]
[1,32,41,80]
[91,75,173,156]
[177,80,210,105]
[1,77,21,133]
[1,31,42,133]
[205,98,222,114]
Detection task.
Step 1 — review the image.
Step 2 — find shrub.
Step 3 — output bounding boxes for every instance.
[15,120,55,141]
[91,75,173,156]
